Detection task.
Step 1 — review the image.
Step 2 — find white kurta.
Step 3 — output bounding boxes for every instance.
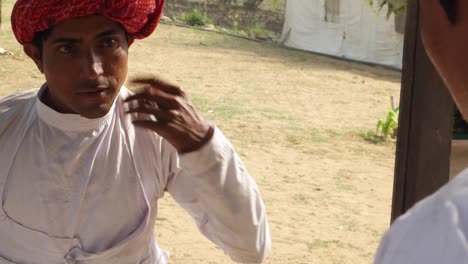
[374,169,468,264]
[0,86,271,264]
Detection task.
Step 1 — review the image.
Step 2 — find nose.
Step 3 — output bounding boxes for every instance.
[79,50,104,80]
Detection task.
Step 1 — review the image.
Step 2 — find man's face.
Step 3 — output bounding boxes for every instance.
[420,0,468,118]
[25,15,133,119]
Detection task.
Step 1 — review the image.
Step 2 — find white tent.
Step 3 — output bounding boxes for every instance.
[280,0,405,69]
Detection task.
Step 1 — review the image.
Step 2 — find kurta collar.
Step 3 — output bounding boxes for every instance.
[36,84,117,132]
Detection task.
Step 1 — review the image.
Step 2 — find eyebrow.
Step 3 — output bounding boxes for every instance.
[440,0,457,24]
[95,29,121,39]
[50,29,122,44]
[50,37,80,44]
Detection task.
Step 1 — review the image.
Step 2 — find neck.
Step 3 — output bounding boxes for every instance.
[40,86,74,114]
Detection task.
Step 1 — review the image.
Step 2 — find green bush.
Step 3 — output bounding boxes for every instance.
[247,23,268,38]
[182,9,209,27]
[369,0,406,18]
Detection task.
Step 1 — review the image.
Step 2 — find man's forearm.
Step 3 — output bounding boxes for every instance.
[168,127,271,263]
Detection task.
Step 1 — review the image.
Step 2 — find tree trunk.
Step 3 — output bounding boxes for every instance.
[204,0,208,18]
[0,0,3,29]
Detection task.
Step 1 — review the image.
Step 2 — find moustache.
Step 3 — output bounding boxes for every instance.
[75,81,111,93]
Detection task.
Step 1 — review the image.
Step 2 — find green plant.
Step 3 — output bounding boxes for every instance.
[368,0,407,18]
[225,9,241,31]
[376,106,399,140]
[182,9,210,27]
[359,105,399,144]
[216,0,238,7]
[247,23,268,37]
[360,130,382,144]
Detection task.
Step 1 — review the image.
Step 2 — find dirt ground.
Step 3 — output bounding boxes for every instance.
[0,2,401,263]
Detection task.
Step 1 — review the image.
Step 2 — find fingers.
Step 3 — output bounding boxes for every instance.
[124,75,195,143]
[132,117,182,136]
[126,106,181,123]
[130,76,186,97]
[132,120,164,132]
[124,86,181,110]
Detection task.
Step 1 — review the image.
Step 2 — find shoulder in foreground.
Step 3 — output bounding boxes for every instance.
[0,89,39,113]
[439,168,468,201]
[374,170,468,263]
[397,168,468,220]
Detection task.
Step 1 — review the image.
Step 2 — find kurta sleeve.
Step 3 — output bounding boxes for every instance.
[0,90,38,135]
[163,127,271,263]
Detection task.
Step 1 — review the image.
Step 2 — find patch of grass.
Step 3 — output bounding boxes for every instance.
[181,9,212,27]
[333,169,357,192]
[210,104,248,120]
[191,94,210,111]
[260,111,292,121]
[258,0,286,12]
[2,0,18,25]
[293,193,311,204]
[338,216,360,232]
[286,134,301,145]
[309,128,329,143]
[358,130,389,144]
[333,100,350,105]
[308,239,348,250]
[325,129,339,137]
[282,175,295,184]
[286,128,340,147]
[246,23,268,38]
[309,128,340,143]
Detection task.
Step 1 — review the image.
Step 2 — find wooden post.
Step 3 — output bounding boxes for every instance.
[391,0,454,222]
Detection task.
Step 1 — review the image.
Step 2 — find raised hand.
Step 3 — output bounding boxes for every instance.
[124,76,214,153]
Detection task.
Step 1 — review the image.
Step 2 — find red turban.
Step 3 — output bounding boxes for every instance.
[11,0,165,45]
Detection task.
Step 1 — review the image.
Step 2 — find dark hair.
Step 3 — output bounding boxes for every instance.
[32,28,53,56]
[440,0,457,24]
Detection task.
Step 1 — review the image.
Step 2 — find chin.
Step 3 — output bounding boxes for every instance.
[79,105,113,119]
[76,92,119,119]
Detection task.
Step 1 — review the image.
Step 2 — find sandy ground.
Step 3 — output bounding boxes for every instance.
[131,27,400,263]
[0,3,402,262]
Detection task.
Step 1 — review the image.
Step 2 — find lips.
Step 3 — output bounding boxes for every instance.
[76,87,109,94]
[75,87,112,100]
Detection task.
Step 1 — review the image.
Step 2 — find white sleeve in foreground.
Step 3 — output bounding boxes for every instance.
[374,175,468,264]
[166,127,271,263]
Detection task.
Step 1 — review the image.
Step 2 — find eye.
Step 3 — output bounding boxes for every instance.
[102,38,118,48]
[58,45,74,54]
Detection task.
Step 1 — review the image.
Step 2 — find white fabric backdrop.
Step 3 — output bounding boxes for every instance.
[281,0,404,69]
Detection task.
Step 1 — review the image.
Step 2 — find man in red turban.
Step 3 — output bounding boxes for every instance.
[0,1,271,263]
[11,0,165,45]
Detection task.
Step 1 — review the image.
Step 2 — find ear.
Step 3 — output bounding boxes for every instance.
[23,44,43,73]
